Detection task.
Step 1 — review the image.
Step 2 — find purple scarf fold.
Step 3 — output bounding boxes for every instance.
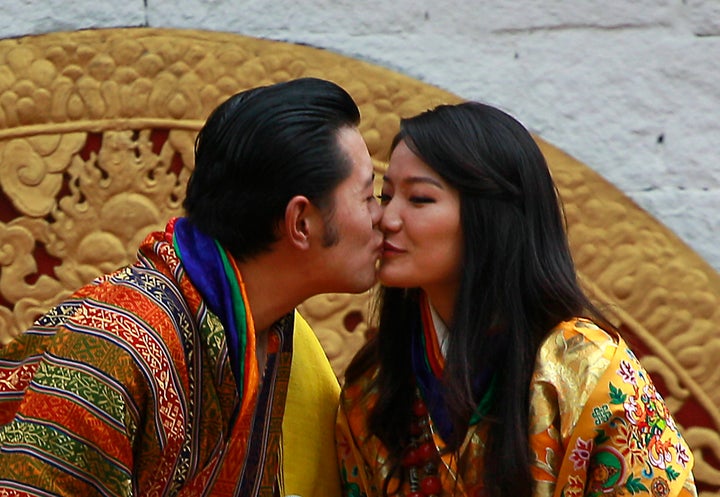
[411,304,496,442]
[172,217,244,394]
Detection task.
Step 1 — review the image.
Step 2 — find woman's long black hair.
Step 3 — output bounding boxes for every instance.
[345,102,613,497]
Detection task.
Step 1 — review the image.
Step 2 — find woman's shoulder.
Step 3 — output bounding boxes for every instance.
[536,317,618,375]
[530,318,621,441]
[532,318,619,411]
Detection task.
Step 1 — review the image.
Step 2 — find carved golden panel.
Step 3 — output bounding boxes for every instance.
[0,28,717,495]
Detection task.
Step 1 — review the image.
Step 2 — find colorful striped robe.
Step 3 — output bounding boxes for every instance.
[0,227,341,497]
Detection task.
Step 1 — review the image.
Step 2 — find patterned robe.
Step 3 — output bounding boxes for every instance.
[337,318,696,497]
[0,226,342,497]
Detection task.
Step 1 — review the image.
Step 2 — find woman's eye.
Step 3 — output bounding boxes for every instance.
[409,196,435,204]
[377,193,391,204]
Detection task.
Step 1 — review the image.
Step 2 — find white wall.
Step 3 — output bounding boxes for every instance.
[1,0,718,272]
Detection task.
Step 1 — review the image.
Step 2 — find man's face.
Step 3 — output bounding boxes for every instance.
[316,127,382,294]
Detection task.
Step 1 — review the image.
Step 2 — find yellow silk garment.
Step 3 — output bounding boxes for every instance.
[283,314,343,497]
[337,318,697,497]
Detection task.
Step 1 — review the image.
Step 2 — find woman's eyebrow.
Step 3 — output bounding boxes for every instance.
[395,176,444,188]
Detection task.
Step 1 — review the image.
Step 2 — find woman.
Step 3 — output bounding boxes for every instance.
[336,102,696,497]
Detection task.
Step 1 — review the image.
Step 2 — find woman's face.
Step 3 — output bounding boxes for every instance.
[379,140,463,301]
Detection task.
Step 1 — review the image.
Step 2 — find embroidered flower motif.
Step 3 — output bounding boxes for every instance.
[565,475,584,497]
[648,436,673,470]
[675,442,690,468]
[666,413,677,434]
[569,437,594,471]
[623,394,641,426]
[641,384,657,402]
[618,360,636,385]
[615,422,644,467]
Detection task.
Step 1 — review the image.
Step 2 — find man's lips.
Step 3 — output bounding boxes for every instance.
[373,235,384,252]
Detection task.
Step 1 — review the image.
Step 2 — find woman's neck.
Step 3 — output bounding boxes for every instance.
[423,284,457,328]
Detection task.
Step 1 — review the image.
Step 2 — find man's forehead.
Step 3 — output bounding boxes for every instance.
[332,157,372,198]
[353,157,375,188]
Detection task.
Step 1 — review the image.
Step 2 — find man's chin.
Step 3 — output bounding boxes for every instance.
[342,277,378,295]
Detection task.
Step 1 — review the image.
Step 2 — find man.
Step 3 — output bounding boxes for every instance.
[0,78,382,496]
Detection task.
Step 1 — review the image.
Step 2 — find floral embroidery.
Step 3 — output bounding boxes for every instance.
[618,360,637,385]
[555,323,694,497]
[340,319,696,497]
[623,387,647,429]
[613,421,644,467]
[569,437,594,470]
[648,437,673,470]
[675,443,690,468]
[623,391,640,419]
[610,382,628,404]
[666,411,678,434]
[564,475,584,497]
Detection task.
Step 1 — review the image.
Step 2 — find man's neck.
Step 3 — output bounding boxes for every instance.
[236,252,309,334]
[238,252,308,377]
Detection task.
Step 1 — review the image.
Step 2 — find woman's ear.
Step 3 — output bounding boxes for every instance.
[284,195,313,250]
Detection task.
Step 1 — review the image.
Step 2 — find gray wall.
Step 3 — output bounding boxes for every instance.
[1,0,718,272]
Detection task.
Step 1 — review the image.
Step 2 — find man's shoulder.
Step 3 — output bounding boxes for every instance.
[23,262,192,350]
[80,262,189,313]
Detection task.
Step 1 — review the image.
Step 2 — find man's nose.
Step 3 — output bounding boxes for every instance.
[370,199,382,227]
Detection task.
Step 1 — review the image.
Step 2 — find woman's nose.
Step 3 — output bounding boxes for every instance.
[379,200,402,232]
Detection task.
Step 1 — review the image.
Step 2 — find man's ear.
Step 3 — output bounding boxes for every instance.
[284,195,314,250]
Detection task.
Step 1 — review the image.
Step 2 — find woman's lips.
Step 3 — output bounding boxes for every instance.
[382,241,404,255]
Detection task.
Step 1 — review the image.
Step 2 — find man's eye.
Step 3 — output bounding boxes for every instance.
[377,193,391,204]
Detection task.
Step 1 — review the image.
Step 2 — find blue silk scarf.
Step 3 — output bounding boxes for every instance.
[172,217,295,496]
[411,298,496,443]
[172,217,248,398]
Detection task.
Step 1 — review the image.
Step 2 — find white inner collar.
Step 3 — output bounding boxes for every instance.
[428,301,450,358]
